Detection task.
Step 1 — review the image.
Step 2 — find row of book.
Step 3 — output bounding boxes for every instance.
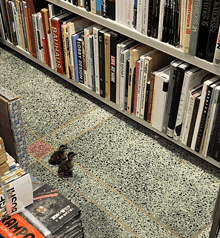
[59,0,220,66]
[0,154,83,237]
[0,2,220,161]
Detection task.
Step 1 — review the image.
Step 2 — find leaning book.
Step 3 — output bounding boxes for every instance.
[25,183,81,235]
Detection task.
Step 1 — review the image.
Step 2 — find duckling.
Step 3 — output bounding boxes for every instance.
[49,145,68,164]
[58,152,76,176]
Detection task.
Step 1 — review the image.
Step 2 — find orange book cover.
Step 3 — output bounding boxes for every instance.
[0,214,44,237]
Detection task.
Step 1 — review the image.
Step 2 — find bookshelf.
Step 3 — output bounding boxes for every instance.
[0,0,220,168]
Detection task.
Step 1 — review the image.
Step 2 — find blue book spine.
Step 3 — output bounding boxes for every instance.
[90,36,95,91]
[72,34,80,82]
[96,0,102,15]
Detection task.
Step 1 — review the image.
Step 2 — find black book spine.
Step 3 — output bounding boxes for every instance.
[110,32,118,103]
[168,0,174,45]
[76,38,84,84]
[124,59,130,110]
[132,0,137,29]
[144,81,151,120]
[147,0,153,36]
[173,0,180,46]
[0,0,11,41]
[73,0,78,6]
[195,86,214,152]
[101,0,108,18]
[204,0,220,62]
[196,0,214,59]
[107,0,115,20]
[99,30,105,97]
[84,0,91,11]
[162,0,169,42]
[212,124,220,161]
[152,0,160,38]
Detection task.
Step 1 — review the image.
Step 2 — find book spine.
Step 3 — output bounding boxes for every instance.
[12,1,21,47]
[204,0,220,62]
[152,0,160,38]
[136,56,144,117]
[24,5,32,53]
[158,0,166,41]
[15,0,25,50]
[102,0,108,18]
[142,0,149,35]
[213,26,220,66]
[7,1,18,45]
[0,0,11,41]
[93,28,100,94]
[62,24,70,79]
[89,35,95,91]
[173,0,180,46]
[162,0,169,42]
[147,0,153,36]
[84,30,92,89]
[132,60,140,115]
[110,33,118,103]
[105,33,111,100]
[108,0,115,20]
[85,0,91,11]
[51,19,64,75]
[196,0,214,59]
[132,0,138,29]
[32,14,40,60]
[136,0,143,32]
[188,0,203,56]
[186,96,200,147]
[76,38,84,84]
[72,34,80,82]
[168,0,174,45]
[98,30,105,97]
[96,0,102,15]
[26,0,37,57]
[146,72,155,122]
[125,59,130,110]
[195,86,214,152]
[82,38,87,84]
[91,0,96,13]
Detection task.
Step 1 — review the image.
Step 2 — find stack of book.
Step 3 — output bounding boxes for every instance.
[0,183,84,238]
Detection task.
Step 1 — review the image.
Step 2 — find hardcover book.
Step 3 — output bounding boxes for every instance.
[25,184,80,235]
[104,31,111,100]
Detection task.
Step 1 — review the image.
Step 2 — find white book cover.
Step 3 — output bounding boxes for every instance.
[173,68,209,141]
[0,173,33,217]
[119,48,130,110]
[203,85,220,156]
[93,25,104,94]
[213,26,220,67]
[91,0,96,13]
[142,0,149,35]
[158,0,166,41]
[116,39,134,104]
[151,67,170,132]
[191,76,220,150]
[137,0,144,32]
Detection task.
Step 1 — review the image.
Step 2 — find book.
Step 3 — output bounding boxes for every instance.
[151,67,170,132]
[25,184,80,235]
[132,0,138,29]
[204,0,220,62]
[162,0,169,42]
[15,0,25,50]
[104,31,111,100]
[0,0,11,41]
[158,0,166,41]
[102,0,108,18]
[188,0,203,56]
[151,0,160,38]
[76,36,85,84]
[85,0,91,11]
[7,1,18,45]
[196,0,214,59]
[89,34,95,91]
[191,76,220,150]
[213,26,220,67]
[166,62,192,138]
[173,68,210,141]
[96,0,102,15]
[132,59,140,115]
[108,0,115,20]
[142,0,149,35]
[91,0,96,13]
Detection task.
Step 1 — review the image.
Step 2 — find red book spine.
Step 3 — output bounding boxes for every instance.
[41,9,51,67]
[25,0,37,58]
[147,72,155,123]
[24,6,32,54]
[51,19,64,74]
[132,60,140,115]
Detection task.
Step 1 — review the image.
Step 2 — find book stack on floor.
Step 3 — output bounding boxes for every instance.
[0,183,84,238]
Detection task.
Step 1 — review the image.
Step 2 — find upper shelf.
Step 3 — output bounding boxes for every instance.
[49,0,220,76]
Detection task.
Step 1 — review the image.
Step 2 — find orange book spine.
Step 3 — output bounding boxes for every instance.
[24,6,32,54]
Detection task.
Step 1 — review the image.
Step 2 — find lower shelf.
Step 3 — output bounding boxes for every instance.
[1,38,219,168]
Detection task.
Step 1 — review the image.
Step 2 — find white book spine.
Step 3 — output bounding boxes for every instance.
[84,29,92,88]
[119,49,130,110]
[123,0,128,25]
[47,33,55,69]
[136,55,145,117]
[93,27,101,94]
[213,26,220,67]
[127,0,132,27]
[37,13,45,63]
[158,0,166,41]
[142,0,149,35]
[130,0,134,29]
[137,0,143,32]
[191,77,219,150]
[91,0,96,13]
[116,44,122,104]
[116,0,120,22]
[139,58,149,119]
[68,23,76,80]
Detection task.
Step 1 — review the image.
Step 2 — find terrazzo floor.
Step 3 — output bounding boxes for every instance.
[1,43,220,238]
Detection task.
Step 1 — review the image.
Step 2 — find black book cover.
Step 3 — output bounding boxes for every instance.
[108,0,115,20]
[167,63,192,137]
[99,29,106,97]
[125,59,130,110]
[204,0,220,62]
[101,0,108,18]
[162,0,169,42]
[76,37,84,84]
[147,0,153,36]
[26,184,80,235]
[85,0,91,11]
[196,0,214,59]
[152,0,160,38]
[144,81,151,121]
[7,1,18,45]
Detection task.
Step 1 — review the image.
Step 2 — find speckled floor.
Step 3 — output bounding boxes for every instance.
[1,43,220,238]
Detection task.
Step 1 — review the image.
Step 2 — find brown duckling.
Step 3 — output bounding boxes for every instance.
[49,145,68,164]
[58,152,77,176]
